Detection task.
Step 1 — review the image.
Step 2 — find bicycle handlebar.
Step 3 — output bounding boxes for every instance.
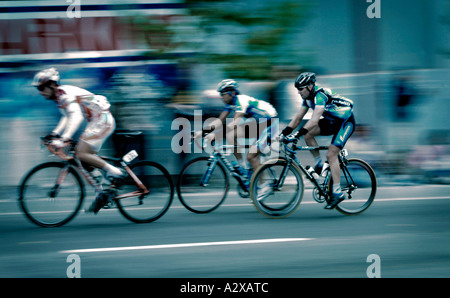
[41,137,76,161]
[281,138,329,155]
[190,131,255,153]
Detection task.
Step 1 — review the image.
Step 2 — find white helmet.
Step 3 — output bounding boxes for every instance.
[217,79,239,94]
[32,67,60,87]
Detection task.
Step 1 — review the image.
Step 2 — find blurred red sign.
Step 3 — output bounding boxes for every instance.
[0,17,131,55]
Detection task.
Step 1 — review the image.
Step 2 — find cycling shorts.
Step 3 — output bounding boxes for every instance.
[254,118,279,154]
[80,111,116,152]
[319,114,355,149]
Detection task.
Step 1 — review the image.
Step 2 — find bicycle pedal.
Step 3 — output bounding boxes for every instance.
[102,201,115,209]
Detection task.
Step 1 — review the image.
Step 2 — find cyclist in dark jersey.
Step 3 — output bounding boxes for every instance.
[280,72,356,209]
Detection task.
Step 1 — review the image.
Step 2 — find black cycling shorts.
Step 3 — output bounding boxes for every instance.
[318,114,355,149]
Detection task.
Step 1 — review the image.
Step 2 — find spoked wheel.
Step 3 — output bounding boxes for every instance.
[116,160,174,223]
[177,157,229,213]
[329,158,377,215]
[18,162,85,227]
[250,158,304,218]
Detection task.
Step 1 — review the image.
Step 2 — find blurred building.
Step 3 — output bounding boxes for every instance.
[0,0,449,185]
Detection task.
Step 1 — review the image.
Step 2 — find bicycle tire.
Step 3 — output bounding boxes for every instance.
[116,160,174,223]
[250,158,304,218]
[18,162,85,227]
[177,156,229,213]
[328,158,377,215]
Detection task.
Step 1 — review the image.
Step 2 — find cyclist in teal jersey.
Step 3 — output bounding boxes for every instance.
[194,79,278,173]
[280,72,356,209]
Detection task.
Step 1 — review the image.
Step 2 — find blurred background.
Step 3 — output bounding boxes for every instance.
[1,0,449,188]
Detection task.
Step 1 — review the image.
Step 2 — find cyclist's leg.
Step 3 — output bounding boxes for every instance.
[249,118,278,171]
[226,119,252,167]
[303,124,322,163]
[326,114,355,208]
[76,112,121,178]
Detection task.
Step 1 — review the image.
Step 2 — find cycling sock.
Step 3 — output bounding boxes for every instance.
[238,158,249,170]
[103,163,123,178]
[333,184,342,194]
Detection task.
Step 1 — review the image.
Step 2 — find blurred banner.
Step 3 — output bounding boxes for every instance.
[0,0,186,55]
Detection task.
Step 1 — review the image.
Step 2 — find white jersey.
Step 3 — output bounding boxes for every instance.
[53,85,112,140]
[224,94,277,119]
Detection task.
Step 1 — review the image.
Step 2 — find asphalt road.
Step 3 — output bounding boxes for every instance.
[1,183,450,280]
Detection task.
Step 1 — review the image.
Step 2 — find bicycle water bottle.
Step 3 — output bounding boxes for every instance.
[321,161,330,177]
[306,166,320,180]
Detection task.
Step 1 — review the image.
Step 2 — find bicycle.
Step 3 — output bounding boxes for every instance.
[18,132,174,227]
[249,138,377,218]
[176,133,255,213]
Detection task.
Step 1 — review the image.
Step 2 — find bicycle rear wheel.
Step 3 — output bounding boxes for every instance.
[177,157,229,213]
[18,162,85,227]
[329,158,377,215]
[250,158,304,218]
[116,161,174,223]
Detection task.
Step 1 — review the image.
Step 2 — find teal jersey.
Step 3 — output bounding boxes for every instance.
[302,85,353,120]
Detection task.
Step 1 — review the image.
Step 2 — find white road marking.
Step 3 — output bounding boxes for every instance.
[60,238,313,254]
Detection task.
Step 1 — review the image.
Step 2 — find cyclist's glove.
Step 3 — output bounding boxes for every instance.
[279,126,293,143]
[294,128,309,138]
[50,139,65,148]
[42,132,60,141]
[281,127,309,144]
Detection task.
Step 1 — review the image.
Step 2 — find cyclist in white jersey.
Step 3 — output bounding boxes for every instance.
[194,79,278,173]
[33,68,123,213]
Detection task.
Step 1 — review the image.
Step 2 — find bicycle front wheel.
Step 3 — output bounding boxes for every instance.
[329,158,377,215]
[177,157,229,213]
[116,161,174,223]
[250,158,304,218]
[18,162,85,227]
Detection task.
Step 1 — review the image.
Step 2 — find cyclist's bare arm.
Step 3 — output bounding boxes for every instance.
[226,111,245,132]
[194,110,230,139]
[54,102,84,140]
[286,105,308,130]
[303,105,324,131]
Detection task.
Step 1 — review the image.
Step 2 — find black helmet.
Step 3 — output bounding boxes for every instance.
[294,72,316,89]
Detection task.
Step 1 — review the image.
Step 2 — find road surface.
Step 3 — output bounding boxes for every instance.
[1,183,449,281]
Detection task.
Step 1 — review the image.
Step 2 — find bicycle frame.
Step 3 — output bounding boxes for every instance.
[277,142,347,201]
[193,137,252,191]
[279,141,358,201]
[44,140,149,201]
[204,145,253,191]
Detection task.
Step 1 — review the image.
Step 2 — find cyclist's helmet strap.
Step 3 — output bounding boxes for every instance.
[32,67,60,87]
[294,72,316,89]
[217,79,240,94]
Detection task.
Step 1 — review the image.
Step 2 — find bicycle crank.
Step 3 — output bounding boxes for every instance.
[312,187,326,203]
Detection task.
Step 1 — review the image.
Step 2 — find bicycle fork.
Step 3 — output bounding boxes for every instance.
[200,155,219,187]
[49,164,71,198]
